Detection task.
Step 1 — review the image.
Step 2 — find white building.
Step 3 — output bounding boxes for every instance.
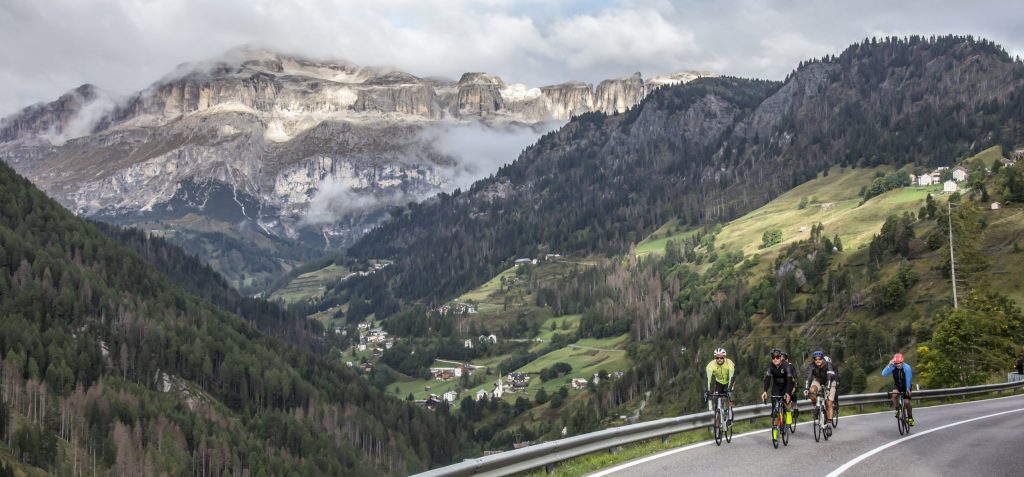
[953,167,968,182]
[943,180,957,193]
[443,390,458,403]
[918,174,934,186]
[493,378,505,399]
[464,339,474,349]
[476,389,489,401]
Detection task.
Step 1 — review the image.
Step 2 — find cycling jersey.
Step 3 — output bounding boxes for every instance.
[882,363,913,392]
[763,362,793,396]
[706,358,735,392]
[805,356,837,390]
[783,360,799,395]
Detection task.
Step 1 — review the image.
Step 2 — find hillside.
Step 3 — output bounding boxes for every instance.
[0,160,457,475]
[347,36,1024,306]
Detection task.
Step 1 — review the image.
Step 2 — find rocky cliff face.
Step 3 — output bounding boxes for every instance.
[0,47,713,291]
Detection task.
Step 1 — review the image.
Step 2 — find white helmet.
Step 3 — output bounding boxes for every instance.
[714,348,726,357]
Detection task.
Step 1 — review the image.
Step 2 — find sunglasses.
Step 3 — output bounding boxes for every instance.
[772,356,782,360]
[715,357,725,360]
[814,357,823,361]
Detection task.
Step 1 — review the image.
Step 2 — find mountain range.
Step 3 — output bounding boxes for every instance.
[0,46,712,292]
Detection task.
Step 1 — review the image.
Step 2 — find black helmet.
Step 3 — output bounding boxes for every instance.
[780,351,789,359]
[769,348,782,358]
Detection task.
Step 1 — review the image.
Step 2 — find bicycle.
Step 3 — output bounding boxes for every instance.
[893,391,911,435]
[764,395,789,448]
[811,391,833,442]
[707,392,733,445]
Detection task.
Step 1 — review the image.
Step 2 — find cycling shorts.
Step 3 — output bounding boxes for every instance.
[810,378,836,401]
[711,381,730,398]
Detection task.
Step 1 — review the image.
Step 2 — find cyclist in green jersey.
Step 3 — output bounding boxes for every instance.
[705,347,736,424]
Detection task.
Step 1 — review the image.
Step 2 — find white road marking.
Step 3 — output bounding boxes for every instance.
[825,407,1024,476]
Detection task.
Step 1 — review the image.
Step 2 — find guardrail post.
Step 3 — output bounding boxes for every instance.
[546,463,555,474]
[661,434,669,444]
[610,446,623,455]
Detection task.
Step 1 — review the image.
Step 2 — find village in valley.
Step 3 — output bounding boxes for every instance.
[336,251,630,415]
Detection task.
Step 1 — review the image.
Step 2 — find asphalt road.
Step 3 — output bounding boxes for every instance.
[588,394,1024,477]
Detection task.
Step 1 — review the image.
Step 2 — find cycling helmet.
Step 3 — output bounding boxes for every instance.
[893,353,904,364]
[714,348,727,357]
[811,351,825,359]
[780,351,789,359]
[769,348,782,358]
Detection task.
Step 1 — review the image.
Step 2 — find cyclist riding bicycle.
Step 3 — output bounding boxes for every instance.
[761,348,793,406]
[803,350,837,424]
[706,347,736,423]
[881,352,915,426]
[781,351,798,425]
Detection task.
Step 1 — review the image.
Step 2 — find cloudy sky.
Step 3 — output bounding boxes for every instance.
[2,0,1023,118]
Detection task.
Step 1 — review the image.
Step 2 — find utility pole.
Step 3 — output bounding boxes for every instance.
[948,201,958,309]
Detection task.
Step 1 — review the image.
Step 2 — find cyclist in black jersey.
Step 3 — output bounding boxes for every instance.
[761,348,793,405]
[780,351,798,425]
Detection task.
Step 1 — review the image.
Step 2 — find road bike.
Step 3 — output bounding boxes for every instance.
[811,390,833,442]
[765,395,789,448]
[893,391,911,435]
[708,392,733,445]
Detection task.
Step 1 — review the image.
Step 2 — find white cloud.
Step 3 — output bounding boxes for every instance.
[548,8,697,70]
[428,121,561,191]
[40,92,120,146]
[302,176,403,226]
[2,0,1024,118]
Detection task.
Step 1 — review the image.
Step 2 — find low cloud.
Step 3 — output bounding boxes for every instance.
[429,121,561,191]
[302,176,405,226]
[298,120,558,225]
[41,91,119,146]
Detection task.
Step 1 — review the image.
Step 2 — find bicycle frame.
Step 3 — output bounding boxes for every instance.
[812,389,832,442]
[894,391,910,435]
[710,392,732,445]
[768,395,788,448]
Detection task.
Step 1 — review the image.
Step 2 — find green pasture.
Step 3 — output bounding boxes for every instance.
[269,263,350,304]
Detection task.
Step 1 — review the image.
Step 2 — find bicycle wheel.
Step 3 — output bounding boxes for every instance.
[771,409,780,448]
[725,419,733,443]
[812,406,821,442]
[831,398,839,428]
[781,418,789,446]
[897,400,907,436]
[901,403,909,436]
[714,409,723,446]
[788,407,796,433]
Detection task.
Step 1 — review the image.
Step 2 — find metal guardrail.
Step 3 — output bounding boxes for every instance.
[412,380,1024,477]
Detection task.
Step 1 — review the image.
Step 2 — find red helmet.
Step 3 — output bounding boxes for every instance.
[893,353,904,364]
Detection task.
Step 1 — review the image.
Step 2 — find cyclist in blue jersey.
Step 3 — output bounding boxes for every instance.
[881,352,914,426]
